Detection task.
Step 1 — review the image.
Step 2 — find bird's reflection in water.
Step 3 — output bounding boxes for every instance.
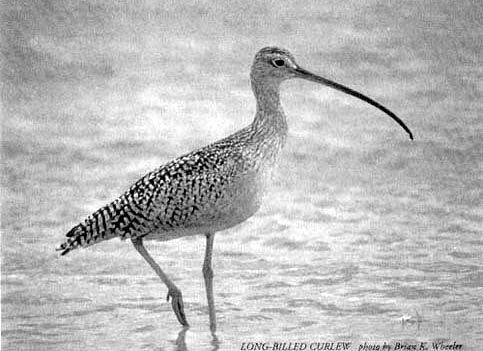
[174,327,188,351]
[173,327,220,351]
[210,332,220,351]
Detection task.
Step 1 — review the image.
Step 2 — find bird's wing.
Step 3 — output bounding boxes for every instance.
[56,141,246,255]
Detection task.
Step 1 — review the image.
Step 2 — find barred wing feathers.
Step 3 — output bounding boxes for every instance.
[56,142,247,255]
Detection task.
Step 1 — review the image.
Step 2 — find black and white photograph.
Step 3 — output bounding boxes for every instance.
[2,0,482,350]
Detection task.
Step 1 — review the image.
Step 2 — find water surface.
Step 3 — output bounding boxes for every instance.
[2,1,482,350]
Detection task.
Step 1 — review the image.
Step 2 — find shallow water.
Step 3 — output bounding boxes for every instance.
[2,1,482,350]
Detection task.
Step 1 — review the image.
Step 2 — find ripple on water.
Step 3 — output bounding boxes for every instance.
[304,240,331,252]
[116,302,168,313]
[287,298,339,311]
[133,325,157,333]
[411,261,479,274]
[349,302,398,316]
[260,307,295,315]
[245,314,272,321]
[263,237,307,250]
[383,284,447,300]
[262,281,293,289]
[448,250,479,259]
[460,271,483,288]
[58,304,117,318]
[302,276,350,286]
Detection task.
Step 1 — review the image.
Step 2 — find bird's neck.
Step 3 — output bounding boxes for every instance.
[246,79,288,166]
[250,80,288,140]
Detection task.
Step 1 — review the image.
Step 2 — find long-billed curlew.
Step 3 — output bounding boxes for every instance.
[57,47,413,332]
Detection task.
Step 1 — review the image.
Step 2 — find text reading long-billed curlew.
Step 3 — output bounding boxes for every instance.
[57,47,413,332]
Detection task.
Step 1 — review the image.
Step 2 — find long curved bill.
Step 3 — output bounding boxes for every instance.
[293,66,414,140]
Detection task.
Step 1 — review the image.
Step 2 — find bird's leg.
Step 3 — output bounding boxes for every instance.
[203,233,216,333]
[131,236,189,327]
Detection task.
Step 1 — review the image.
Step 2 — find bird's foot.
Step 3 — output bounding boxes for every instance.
[167,288,189,327]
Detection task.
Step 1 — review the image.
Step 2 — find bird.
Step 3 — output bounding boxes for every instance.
[57,46,413,332]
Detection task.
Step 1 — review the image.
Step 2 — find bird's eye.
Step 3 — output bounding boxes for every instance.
[272,59,285,67]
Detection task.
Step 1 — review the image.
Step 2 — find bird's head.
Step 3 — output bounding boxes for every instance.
[251,47,299,83]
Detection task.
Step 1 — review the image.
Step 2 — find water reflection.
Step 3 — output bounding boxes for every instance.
[210,333,221,351]
[173,327,220,351]
[174,327,188,351]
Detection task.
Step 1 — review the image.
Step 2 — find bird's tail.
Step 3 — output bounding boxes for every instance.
[56,223,90,255]
[56,199,131,255]
[56,215,112,255]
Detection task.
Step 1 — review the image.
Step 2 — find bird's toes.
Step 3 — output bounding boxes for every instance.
[174,299,189,326]
[167,288,189,327]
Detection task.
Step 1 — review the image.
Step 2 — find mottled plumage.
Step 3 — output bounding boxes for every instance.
[58,121,285,255]
[57,47,412,330]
